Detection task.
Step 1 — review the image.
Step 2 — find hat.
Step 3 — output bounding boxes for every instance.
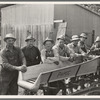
[80,33,87,39]
[4,33,16,42]
[95,36,100,42]
[57,35,65,40]
[25,35,36,42]
[71,35,80,41]
[43,37,54,45]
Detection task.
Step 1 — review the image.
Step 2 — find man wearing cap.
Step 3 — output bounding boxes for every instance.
[78,33,89,53]
[41,37,59,64]
[22,35,41,95]
[67,35,86,62]
[78,33,90,90]
[41,37,67,95]
[53,34,71,63]
[67,35,86,93]
[89,36,100,82]
[22,35,41,67]
[0,33,27,95]
[90,36,100,55]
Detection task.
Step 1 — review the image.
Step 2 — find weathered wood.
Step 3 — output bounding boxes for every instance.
[77,56,100,76]
[18,56,100,92]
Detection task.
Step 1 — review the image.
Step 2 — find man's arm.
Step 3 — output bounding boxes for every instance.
[1,49,27,72]
[41,49,46,63]
[1,50,17,71]
[18,49,26,66]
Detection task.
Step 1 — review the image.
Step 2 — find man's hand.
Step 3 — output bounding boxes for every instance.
[21,65,27,73]
[15,65,27,73]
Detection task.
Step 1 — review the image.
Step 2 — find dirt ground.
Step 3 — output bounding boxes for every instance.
[18,87,62,95]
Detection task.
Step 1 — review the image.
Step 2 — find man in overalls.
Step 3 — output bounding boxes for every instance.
[67,35,86,92]
[0,33,27,95]
[89,36,100,82]
[78,33,89,90]
[78,33,88,53]
[41,37,66,95]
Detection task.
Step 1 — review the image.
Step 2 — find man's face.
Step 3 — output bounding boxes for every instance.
[6,38,15,46]
[58,39,64,48]
[27,39,35,47]
[44,41,53,50]
[73,40,79,46]
[80,37,87,42]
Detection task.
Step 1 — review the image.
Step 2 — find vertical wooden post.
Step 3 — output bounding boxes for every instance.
[92,30,95,44]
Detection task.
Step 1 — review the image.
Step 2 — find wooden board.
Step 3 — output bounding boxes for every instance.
[40,64,79,84]
[22,61,72,81]
[77,56,100,76]
[18,57,100,91]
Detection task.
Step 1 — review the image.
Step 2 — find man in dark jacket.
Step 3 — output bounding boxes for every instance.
[22,35,41,95]
[0,33,27,95]
[22,35,41,66]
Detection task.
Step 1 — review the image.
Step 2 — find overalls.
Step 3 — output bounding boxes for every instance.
[43,49,67,95]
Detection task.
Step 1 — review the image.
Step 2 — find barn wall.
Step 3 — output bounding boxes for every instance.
[54,4,100,46]
[1,4,54,50]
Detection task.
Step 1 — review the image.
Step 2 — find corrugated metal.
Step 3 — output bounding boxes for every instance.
[1,4,54,50]
[54,4,100,46]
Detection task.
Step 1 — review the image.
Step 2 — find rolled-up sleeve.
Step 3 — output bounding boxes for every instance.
[52,48,59,61]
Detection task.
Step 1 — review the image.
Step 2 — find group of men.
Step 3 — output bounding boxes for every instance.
[0,32,100,95]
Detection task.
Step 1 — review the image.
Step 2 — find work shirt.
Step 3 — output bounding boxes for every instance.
[1,46,26,71]
[53,44,70,57]
[41,48,59,63]
[90,43,100,55]
[0,46,26,95]
[22,46,41,66]
[67,42,85,57]
[78,41,87,53]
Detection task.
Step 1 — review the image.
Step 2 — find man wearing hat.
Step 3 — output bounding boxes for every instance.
[89,36,100,82]
[78,32,89,53]
[41,37,67,95]
[0,33,27,95]
[22,35,41,67]
[67,35,85,59]
[22,35,41,95]
[67,35,86,93]
[78,33,90,90]
[41,37,59,65]
[90,36,100,55]
[53,34,71,62]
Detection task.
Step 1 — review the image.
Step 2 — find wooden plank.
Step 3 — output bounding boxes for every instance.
[22,63,61,80]
[40,64,79,84]
[18,57,100,91]
[56,22,67,43]
[21,60,73,80]
[77,56,100,76]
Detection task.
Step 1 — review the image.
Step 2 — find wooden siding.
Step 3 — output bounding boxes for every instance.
[54,4,100,46]
[1,4,54,50]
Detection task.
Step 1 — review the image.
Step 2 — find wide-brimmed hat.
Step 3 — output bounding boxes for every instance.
[57,35,65,40]
[43,37,54,45]
[4,33,16,42]
[71,35,80,41]
[80,33,87,39]
[95,36,100,42]
[25,35,36,42]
